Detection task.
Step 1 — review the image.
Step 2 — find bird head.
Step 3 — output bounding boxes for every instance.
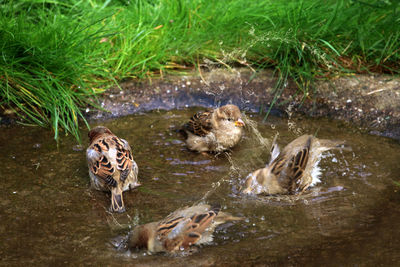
[216,104,245,127]
[88,126,113,143]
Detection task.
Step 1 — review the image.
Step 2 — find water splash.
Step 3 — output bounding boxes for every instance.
[195,116,274,203]
[243,114,270,148]
[195,152,236,203]
[285,103,303,135]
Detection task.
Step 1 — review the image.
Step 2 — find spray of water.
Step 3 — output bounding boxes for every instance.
[185,24,321,204]
[285,103,303,136]
[195,115,276,203]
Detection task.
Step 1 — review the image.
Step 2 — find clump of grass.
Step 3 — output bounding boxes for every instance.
[0,1,114,139]
[1,0,399,141]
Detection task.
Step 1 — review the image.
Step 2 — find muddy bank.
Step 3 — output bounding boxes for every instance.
[85,68,400,141]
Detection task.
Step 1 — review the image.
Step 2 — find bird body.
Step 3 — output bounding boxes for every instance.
[183,105,245,152]
[243,134,350,195]
[86,126,140,212]
[128,204,242,253]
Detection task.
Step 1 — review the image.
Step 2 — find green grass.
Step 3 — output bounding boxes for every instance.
[1,0,399,141]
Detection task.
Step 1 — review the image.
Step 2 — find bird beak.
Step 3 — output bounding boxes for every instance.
[234,118,245,127]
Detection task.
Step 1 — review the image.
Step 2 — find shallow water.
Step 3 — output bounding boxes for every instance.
[1,108,400,266]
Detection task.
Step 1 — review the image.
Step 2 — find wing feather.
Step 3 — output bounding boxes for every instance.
[286,137,311,193]
[184,110,213,137]
[111,137,133,182]
[87,135,134,186]
[155,206,219,251]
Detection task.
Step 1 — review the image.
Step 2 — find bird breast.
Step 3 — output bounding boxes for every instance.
[214,121,243,146]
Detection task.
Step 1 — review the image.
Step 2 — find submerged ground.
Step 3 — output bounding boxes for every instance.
[1,108,399,265]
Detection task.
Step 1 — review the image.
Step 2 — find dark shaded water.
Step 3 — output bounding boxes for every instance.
[1,108,400,266]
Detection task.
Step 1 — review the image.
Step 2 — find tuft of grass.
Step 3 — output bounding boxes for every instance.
[1,0,399,141]
[0,1,114,140]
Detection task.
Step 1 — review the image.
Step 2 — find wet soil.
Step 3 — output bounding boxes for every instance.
[85,68,400,141]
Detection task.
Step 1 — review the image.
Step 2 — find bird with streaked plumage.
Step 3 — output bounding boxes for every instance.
[128,204,242,253]
[182,104,245,153]
[86,126,140,213]
[243,134,351,195]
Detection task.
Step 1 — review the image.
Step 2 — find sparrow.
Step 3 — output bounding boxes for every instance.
[242,134,351,195]
[182,104,245,152]
[86,126,140,213]
[128,204,242,253]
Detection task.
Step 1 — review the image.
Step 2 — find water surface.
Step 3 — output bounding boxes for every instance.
[1,108,400,265]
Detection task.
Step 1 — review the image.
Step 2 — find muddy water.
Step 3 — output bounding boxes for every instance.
[1,108,400,266]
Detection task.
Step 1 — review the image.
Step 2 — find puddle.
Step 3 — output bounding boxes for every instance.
[1,108,400,265]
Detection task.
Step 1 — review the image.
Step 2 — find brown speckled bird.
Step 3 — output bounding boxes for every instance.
[243,134,351,195]
[182,104,245,152]
[86,126,140,213]
[128,204,242,253]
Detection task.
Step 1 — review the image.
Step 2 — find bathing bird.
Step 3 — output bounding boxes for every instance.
[128,204,242,253]
[182,104,245,153]
[86,126,140,213]
[243,134,351,195]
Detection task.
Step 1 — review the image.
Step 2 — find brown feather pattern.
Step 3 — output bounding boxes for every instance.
[270,155,286,176]
[128,204,242,253]
[88,135,133,186]
[184,110,213,137]
[87,126,140,213]
[285,137,311,193]
[155,207,218,250]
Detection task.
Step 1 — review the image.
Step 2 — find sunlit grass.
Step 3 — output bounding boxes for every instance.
[1,0,399,141]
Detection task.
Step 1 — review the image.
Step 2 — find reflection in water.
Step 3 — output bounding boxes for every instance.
[1,108,400,265]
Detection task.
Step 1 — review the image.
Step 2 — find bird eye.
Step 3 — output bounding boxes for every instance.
[227,118,233,121]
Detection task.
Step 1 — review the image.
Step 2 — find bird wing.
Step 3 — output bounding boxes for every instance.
[184,110,213,137]
[269,153,287,178]
[270,136,311,194]
[87,137,117,187]
[268,134,281,166]
[111,137,134,182]
[284,136,312,194]
[156,206,219,251]
[87,136,133,186]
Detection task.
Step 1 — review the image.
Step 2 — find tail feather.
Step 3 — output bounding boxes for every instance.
[110,187,125,213]
[318,139,352,152]
[214,211,245,224]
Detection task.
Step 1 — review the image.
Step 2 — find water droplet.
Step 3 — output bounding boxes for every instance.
[72,144,84,151]
[33,143,41,149]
